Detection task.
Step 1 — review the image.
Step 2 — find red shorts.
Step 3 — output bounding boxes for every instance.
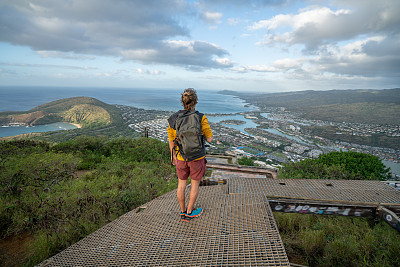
[176,158,207,181]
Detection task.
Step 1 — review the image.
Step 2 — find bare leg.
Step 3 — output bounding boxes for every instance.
[187,179,200,214]
[177,179,187,212]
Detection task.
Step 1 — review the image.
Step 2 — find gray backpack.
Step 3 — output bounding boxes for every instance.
[168,110,206,162]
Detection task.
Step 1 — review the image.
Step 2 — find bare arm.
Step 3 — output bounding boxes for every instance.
[169,141,177,165]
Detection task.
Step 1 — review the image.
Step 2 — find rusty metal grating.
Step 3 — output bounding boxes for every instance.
[39,175,289,266]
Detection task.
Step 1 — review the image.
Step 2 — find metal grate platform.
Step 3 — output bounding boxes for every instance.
[40,169,400,266]
[213,170,400,205]
[39,175,290,266]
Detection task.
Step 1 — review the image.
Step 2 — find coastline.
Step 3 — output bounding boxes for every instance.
[68,123,82,129]
[0,132,43,141]
[0,122,80,138]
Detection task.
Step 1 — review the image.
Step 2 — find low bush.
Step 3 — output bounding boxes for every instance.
[274,213,400,267]
[279,151,391,180]
[0,137,177,266]
[238,156,255,166]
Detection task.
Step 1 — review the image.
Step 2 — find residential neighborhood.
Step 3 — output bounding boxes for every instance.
[116,105,400,179]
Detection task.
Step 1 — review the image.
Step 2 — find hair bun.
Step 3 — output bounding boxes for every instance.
[181,88,198,110]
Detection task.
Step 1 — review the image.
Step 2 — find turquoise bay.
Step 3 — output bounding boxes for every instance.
[0,122,78,138]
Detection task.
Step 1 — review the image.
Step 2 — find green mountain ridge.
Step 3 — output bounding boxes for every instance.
[302,102,400,125]
[0,97,118,127]
[222,88,400,107]
[221,88,400,125]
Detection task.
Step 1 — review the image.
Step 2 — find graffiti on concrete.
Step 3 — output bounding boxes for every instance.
[270,202,374,217]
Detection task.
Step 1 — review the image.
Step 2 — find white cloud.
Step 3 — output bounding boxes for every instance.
[201,11,223,24]
[0,62,97,70]
[1,0,399,89]
[272,58,304,70]
[232,65,277,73]
[227,18,240,25]
[251,0,400,50]
[233,33,400,82]
[215,57,233,67]
[251,6,356,49]
[244,0,400,84]
[92,68,165,79]
[312,35,400,77]
[135,68,166,75]
[121,40,232,70]
[198,0,290,8]
[36,51,95,60]
[233,58,304,73]
[0,0,231,70]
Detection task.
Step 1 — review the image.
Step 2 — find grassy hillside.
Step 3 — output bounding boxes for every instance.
[0,97,117,127]
[302,102,400,125]
[0,97,136,142]
[29,96,106,113]
[61,104,111,126]
[234,88,400,108]
[0,137,177,266]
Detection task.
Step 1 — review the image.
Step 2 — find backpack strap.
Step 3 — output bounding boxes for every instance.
[168,110,184,163]
[195,111,205,146]
[167,110,181,130]
[173,138,186,161]
[196,111,204,122]
[171,138,183,165]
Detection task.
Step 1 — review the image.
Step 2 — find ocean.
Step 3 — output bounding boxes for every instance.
[0,86,257,138]
[0,86,256,114]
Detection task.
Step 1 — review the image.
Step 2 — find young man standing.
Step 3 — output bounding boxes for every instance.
[167,88,213,222]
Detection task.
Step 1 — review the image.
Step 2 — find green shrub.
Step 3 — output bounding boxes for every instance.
[0,152,79,197]
[0,140,50,157]
[238,157,255,166]
[0,137,177,265]
[52,136,110,155]
[108,137,170,163]
[274,213,400,267]
[279,151,391,180]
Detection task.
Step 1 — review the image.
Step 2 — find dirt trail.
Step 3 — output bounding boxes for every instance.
[0,232,34,266]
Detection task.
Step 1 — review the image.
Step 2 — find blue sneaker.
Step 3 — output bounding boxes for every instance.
[186,207,203,218]
[180,211,187,222]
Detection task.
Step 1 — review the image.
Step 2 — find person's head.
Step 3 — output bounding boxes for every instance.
[181,88,198,110]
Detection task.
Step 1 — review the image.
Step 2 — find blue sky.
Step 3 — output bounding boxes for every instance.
[0,0,399,92]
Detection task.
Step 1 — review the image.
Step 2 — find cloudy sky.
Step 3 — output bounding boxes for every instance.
[0,0,399,92]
